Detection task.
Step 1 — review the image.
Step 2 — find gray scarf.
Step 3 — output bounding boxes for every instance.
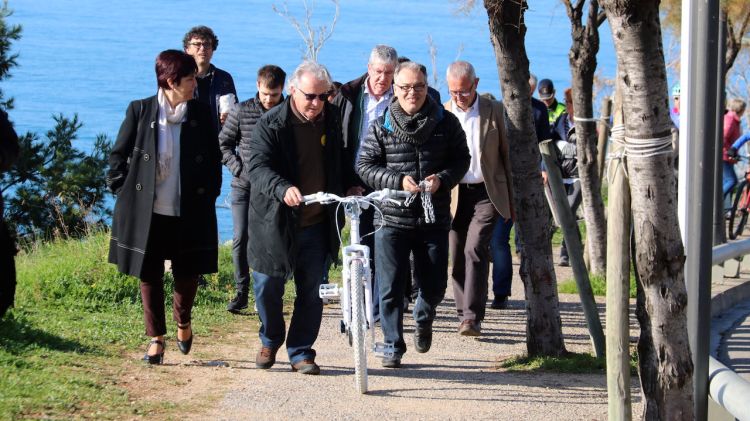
[387,95,440,144]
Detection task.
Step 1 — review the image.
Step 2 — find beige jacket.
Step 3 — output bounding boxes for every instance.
[445,95,514,220]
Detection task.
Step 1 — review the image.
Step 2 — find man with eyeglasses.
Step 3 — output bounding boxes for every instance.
[332,44,398,322]
[357,61,470,368]
[182,26,237,134]
[220,65,287,314]
[247,61,359,375]
[444,61,514,336]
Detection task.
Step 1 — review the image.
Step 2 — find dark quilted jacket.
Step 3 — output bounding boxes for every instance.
[218,95,279,186]
[356,100,470,230]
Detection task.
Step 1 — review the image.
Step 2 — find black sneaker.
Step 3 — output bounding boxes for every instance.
[414,323,433,353]
[227,292,249,313]
[490,296,508,309]
[559,255,570,267]
[382,355,402,368]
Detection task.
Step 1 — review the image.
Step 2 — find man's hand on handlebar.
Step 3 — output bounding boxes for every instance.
[284,186,304,207]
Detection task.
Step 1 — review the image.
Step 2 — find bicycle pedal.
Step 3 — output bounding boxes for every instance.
[373,342,396,358]
[319,284,341,299]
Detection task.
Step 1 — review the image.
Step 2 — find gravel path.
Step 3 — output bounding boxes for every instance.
[193,256,642,421]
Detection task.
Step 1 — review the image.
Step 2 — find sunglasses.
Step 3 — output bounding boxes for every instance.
[297,87,331,102]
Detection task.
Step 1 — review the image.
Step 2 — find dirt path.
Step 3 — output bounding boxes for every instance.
[127,257,642,421]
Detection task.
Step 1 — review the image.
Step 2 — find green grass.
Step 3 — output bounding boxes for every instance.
[499,350,638,375]
[557,271,637,298]
[0,231,304,419]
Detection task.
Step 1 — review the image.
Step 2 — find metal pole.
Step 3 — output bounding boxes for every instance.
[713,11,727,246]
[686,0,721,418]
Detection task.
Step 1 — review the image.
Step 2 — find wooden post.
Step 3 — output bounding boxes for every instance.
[539,141,605,357]
[597,97,613,183]
[606,84,632,420]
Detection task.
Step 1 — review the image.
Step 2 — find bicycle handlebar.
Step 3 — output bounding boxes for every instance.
[301,189,411,205]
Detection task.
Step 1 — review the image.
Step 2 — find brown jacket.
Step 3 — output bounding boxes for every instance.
[445,96,514,220]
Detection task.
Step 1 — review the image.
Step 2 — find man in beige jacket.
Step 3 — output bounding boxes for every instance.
[445,61,514,336]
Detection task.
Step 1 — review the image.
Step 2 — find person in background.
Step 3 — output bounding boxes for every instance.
[538,78,566,127]
[247,61,359,375]
[722,98,747,197]
[183,25,237,134]
[220,65,286,313]
[445,61,514,335]
[332,44,399,321]
[0,108,19,318]
[670,83,680,130]
[357,61,470,368]
[107,50,222,364]
[551,88,581,267]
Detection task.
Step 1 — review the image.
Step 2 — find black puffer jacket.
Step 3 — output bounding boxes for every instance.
[356,99,470,230]
[219,95,281,186]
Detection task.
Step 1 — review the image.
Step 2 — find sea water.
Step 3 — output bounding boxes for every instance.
[3,0,622,241]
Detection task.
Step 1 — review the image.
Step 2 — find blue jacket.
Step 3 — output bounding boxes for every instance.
[196,64,237,134]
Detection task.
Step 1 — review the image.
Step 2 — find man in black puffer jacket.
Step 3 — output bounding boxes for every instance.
[219,65,286,312]
[357,61,470,368]
[0,109,19,318]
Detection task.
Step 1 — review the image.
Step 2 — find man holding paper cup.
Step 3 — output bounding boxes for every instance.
[183,25,237,134]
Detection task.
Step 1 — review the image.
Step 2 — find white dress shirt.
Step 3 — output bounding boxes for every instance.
[452,97,483,184]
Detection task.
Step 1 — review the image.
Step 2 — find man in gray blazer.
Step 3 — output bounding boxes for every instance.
[445,61,514,336]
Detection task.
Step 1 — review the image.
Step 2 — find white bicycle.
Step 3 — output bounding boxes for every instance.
[302,188,410,394]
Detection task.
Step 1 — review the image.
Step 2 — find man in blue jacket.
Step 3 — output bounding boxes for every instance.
[183,26,237,134]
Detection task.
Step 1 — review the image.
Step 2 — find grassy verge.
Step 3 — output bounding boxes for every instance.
[499,350,638,375]
[0,231,299,419]
[557,272,637,298]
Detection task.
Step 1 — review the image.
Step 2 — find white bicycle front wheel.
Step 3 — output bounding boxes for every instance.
[350,259,368,394]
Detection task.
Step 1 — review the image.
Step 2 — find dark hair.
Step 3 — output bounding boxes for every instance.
[182,25,219,50]
[155,50,197,90]
[396,56,427,77]
[257,65,287,89]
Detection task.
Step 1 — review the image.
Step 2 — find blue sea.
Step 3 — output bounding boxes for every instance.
[4,0,623,242]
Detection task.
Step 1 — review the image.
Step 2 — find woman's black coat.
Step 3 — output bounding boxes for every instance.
[107,95,222,278]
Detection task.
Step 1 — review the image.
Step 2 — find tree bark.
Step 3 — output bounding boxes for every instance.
[483,0,566,356]
[601,1,694,419]
[564,0,608,275]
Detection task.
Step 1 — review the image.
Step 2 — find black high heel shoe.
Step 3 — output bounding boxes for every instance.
[142,339,165,365]
[177,323,193,355]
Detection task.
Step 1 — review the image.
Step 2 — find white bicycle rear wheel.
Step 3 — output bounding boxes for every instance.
[350,259,368,394]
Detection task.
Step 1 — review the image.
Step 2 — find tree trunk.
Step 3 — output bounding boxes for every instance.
[565,0,608,275]
[483,0,566,356]
[601,1,694,419]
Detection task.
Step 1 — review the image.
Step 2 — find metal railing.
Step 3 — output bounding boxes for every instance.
[709,239,750,420]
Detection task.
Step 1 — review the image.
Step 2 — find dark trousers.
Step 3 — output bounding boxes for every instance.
[0,219,16,317]
[560,181,583,259]
[450,184,500,323]
[230,181,251,294]
[376,226,449,356]
[140,213,200,337]
[253,222,328,365]
[358,206,379,316]
[490,217,514,297]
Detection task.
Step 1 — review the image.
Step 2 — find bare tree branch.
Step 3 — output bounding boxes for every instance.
[272,0,340,61]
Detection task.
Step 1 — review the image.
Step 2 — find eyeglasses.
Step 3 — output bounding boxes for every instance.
[449,90,474,98]
[297,87,331,102]
[395,83,426,94]
[188,41,212,50]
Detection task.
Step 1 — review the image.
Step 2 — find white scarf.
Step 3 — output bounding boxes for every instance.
[156,88,188,182]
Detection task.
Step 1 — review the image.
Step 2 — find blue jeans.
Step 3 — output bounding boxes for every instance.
[230,181,251,293]
[490,217,514,298]
[723,161,738,197]
[253,222,328,364]
[376,226,448,356]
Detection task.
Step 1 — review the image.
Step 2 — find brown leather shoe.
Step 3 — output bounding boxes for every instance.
[255,346,279,369]
[291,359,320,375]
[458,320,481,336]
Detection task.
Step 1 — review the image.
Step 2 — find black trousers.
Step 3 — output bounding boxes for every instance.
[0,218,16,317]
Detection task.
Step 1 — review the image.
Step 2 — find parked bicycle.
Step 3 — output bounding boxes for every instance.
[727,155,750,240]
[302,188,410,394]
